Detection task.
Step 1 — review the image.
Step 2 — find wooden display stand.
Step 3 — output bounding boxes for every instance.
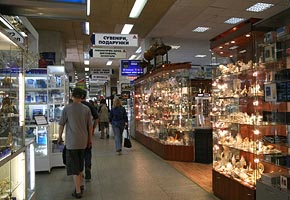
[213,170,255,200]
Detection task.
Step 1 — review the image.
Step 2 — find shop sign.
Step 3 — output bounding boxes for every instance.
[6,29,24,44]
[89,48,126,59]
[91,33,138,47]
[91,74,110,81]
[90,68,113,75]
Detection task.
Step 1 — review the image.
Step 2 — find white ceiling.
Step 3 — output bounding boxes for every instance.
[0,0,289,77]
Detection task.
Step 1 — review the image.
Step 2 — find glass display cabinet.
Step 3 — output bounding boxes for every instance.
[211,9,290,200]
[0,27,28,199]
[25,68,50,172]
[134,63,194,161]
[47,66,67,168]
[252,8,290,200]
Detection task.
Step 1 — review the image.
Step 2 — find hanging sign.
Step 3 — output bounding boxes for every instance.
[91,74,110,81]
[91,33,138,47]
[90,68,113,75]
[89,48,127,59]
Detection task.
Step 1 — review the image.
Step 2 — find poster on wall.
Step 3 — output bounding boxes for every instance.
[39,52,56,68]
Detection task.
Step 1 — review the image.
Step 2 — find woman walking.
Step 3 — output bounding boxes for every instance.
[109,97,128,154]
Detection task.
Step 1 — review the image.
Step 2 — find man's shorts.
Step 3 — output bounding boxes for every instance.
[66,149,85,176]
[99,122,109,130]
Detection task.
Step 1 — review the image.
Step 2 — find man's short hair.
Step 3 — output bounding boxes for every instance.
[72,87,84,98]
[82,90,87,99]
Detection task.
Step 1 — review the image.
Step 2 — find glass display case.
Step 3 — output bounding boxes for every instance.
[47,66,67,168]
[24,66,68,171]
[0,27,29,200]
[210,10,290,200]
[134,63,194,161]
[25,68,50,172]
[252,8,290,200]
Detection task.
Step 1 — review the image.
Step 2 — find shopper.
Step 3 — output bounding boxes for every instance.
[58,87,93,199]
[109,97,128,154]
[98,99,110,139]
[81,90,98,180]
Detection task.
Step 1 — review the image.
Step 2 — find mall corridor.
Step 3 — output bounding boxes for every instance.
[35,130,218,200]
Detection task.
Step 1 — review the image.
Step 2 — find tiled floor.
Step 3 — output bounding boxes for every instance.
[35,130,218,200]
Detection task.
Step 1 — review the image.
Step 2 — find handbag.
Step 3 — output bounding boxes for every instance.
[124,127,132,148]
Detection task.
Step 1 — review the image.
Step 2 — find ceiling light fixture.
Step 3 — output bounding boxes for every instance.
[192,27,210,32]
[129,54,137,60]
[224,17,245,24]
[85,67,89,71]
[85,22,90,35]
[195,55,206,58]
[86,0,90,16]
[106,60,113,65]
[245,34,251,37]
[0,17,13,29]
[246,3,273,12]
[121,24,134,34]
[129,0,148,18]
[229,45,239,50]
[135,46,142,53]
[171,45,180,49]
[84,60,90,65]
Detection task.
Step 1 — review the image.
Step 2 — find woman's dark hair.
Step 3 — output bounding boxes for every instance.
[100,99,106,104]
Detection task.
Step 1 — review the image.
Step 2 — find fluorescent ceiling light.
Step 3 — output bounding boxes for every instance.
[85,75,89,78]
[195,55,206,58]
[129,55,137,60]
[192,27,210,32]
[85,67,89,71]
[0,31,17,46]
[84,60,90,65]
[85,22,90,35]
[135,46,142,53]
[224,17,245,24]
[106,60,113,65]
[86,0,90,16]
[0,17,13,29]
[129,0,148,18]
[239,49,247,54]
[229,45,239,50]
[84,52,90,60]
[171,45,180,49]
[121,24,134,34]
[246,3,273,12]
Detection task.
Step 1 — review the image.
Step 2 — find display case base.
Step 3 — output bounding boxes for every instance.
[213,169,255,200]
[135,131,194,162]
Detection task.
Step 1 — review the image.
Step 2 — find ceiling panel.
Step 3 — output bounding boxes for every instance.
[0,0,289,79]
